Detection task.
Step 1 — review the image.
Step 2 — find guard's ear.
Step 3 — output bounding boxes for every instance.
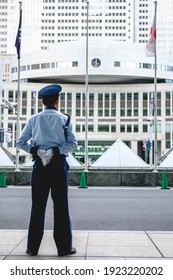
[54,98,59,108]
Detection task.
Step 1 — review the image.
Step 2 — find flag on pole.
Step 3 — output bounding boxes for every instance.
[145,15,156,57]
[15,6,22,59]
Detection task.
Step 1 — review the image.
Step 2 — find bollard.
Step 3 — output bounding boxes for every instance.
[0,169,7,188]
[161,170,170,190]
[79,170,87,188]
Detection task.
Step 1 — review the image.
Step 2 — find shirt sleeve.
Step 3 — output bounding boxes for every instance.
[16,119,32,153]
[59,121,78,155]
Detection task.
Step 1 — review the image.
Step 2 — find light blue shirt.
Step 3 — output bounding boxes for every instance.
[16,109,78,156]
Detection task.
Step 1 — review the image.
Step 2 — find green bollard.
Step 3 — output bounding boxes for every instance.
[161,170,170,190]
[0,169,7,188]
[79,170,87,188]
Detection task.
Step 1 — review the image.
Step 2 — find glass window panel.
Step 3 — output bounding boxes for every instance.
[88,125,94,132]
[134,124,138,132]
[127,109,132,116]
[134,108,138,116]
[143,124,148,132]
[111,109,116,116]
[143,92,148,100]
[98,125,109,132]
[76,125,80,132]
[120,108,125,116]
[134,92,138,100]
[166,124,170,132]
[120,93,125,100]
[127,124,132,132]
[111,125,116,132]
[120,125,125,132]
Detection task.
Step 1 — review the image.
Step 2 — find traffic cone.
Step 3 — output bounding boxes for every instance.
[0,169,7,188]
[161,170,169,190]
[79,170,87,188]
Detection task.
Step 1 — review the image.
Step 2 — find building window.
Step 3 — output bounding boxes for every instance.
[76,125,80,132]
[98,109,103,116]
[120,124,125,132]
[89,109,94,116]
[104,109,109,116]
[111,109,116,116]
[143,124,148,132]
[67,92,72,100]
[127,108,132,116]
[143,63,152,69]
[120,108,125,116]
[8,90,13,99]
[120,93,125,100]
[76,109,81,116]
[111,125,116,132]
[166,140,171,149]
[114,61,120,67]
[134,92,138,100]
[134,124,138,133]
[98,125,109,132]
[134,108,138,116]
[22,91,27,99]
[143,108,148,116]
[88,125,94,132]
[41,63,50,69]
[127,124,132,132]
[76,92,81,100]
[31,64,40,70]
[72,61,78,67]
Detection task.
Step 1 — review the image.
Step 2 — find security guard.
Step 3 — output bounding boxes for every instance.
[16,84,78,257]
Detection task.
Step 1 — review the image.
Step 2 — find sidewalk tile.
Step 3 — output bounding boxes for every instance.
[0,231,27,245]
[88,231,153,246]
[148,233,173,257]
[0,245,17,255]
[86,246,162,258]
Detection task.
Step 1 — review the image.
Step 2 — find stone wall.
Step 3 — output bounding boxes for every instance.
[1,169,173,187]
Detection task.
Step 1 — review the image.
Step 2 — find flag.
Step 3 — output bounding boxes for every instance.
[0,58,3,105]
[145,15,156,57]
[15,7,22,59]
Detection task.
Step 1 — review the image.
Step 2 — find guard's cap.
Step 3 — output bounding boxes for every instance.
[38,84,62,98]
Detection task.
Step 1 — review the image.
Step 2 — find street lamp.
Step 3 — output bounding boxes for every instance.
[85,0,89,172]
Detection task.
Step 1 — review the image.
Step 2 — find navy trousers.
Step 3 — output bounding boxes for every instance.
[27,155,72,255]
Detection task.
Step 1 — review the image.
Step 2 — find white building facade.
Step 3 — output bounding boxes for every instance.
[1,41,173,164]
[0,0,173,165]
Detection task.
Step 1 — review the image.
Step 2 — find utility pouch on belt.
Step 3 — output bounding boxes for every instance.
[63,113,70,142]
[30,147,38,161]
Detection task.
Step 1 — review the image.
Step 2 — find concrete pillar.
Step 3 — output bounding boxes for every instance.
[131,140,138,154]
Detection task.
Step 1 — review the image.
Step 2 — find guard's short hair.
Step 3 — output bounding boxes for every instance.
[42,93,59,106]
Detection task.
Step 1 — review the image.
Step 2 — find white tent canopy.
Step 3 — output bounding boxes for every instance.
[0,147,15,167]
[91,139,148,169]
[22,153,82,168]
[159,150,173,168]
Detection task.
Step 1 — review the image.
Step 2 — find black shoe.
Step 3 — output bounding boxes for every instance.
[26,249,38,256]
[58,247,76,257]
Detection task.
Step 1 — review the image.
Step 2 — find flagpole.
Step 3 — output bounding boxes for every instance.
[85,0,89,172]
[15,1,22,171]
[153,1,158,172]
[0,58,3,148]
